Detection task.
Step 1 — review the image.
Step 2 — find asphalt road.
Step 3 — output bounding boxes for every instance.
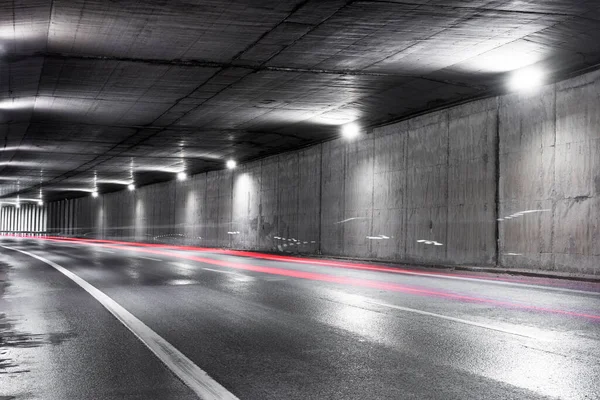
[1,237,599,400]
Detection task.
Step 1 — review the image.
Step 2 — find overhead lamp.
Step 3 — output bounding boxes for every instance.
[37,200,43,206]
[127,183,135,191]
[226,159,237,169]
[92,190,99,198]
[341,123,360,140]
[177,171,187,181]
[508,66,545,92]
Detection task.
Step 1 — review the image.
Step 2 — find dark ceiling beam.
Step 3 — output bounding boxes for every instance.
[10,52,480,89]
[7,0,355,199]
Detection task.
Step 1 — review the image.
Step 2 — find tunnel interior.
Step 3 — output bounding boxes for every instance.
[1,1,600,275]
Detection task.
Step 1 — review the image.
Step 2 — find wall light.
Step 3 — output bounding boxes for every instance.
[226,159,237,169]
[16,203,20,209]
[177,171,187,181]
[128,183,135,191]
[342,123,360,140]
[92,190,99,198]
[508,66,545,92]
[37,200,43,206]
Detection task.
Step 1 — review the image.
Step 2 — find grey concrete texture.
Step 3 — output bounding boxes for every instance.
[498,69,600,275]
[45,69,600,275]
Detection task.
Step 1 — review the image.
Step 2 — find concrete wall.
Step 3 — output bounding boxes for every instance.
[50,69,600,275]
[498,70,600,275]
[0,204,47,233]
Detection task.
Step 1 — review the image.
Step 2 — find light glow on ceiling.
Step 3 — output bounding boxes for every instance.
[508,66,545,92]
[128,184,135,191]
[92,191,99,198]
[0,161,43,167]
[0,145,43,152]
[226,159,237,169]
[177,171,187,181]
[0,97,36,110]
[46,187,97,192]
[470,51,543,73]
[97,179,134,185]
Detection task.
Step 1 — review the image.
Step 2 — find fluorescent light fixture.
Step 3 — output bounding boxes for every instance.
[342,123,360,140]
[177,171,187,181]
[226,159,237,169]
[508,66,545,92]
[92,191,99,198]
[127,183,135,191]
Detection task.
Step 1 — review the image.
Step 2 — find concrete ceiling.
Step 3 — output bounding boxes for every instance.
[2,0,600,202]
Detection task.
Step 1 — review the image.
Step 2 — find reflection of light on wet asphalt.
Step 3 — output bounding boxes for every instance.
[166,279,199,286]
[138,256,162,261]
[35,239,600,321]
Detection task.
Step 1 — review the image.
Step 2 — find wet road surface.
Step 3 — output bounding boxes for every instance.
[1,237,599,399]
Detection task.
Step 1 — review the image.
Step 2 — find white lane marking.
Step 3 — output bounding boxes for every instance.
[139,256,163,262]
[202,268,252,280]
[97,249,115,254]
[33,238,600,296]
[363,298,538,339]
[1,245,239,400]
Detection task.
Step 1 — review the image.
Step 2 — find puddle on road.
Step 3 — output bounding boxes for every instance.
[0,261,77,376]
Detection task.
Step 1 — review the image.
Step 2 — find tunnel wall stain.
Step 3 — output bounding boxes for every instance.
[44,69,600,275]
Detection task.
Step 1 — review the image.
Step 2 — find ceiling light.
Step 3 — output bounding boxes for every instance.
[508,66,545,92]
[226,159,237,169]
[177,171,187,181]
[342,123,360,140]
[37,200,43,206]
[128,183,135,191]
[16,203,20,209]
[92,191,99,198]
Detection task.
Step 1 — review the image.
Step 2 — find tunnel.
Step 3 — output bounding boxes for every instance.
[1,1,599,399]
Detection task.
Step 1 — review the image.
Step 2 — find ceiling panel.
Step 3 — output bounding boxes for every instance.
[0,0,599,202]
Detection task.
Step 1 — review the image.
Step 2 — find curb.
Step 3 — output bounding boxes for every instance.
[451,265,600,283]
[261,252,600,283]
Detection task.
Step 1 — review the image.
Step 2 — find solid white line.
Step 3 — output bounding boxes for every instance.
[1,245,238,400]
[363,298,536,339]
[97,249,115,254]
[139,256,163,262]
